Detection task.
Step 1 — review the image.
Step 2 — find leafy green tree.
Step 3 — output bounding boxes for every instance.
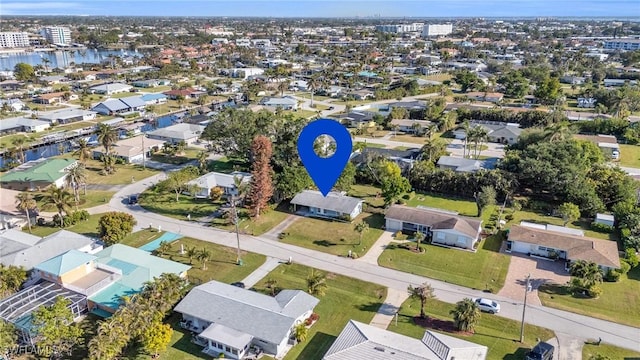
[159,166,199,201]
[0,264,27,297]
[14,63,35,81]
[15,192,37,233]
[498,71,529,99]
[44,187,74,227]
[334,162,356,192]
[475,186,496,217]
[0,320,17,354]
[557,202,580,226]
[274,165,313,201]
[197,151,208,173]
[454,70,482,92]
[378,161,410,206]
[450,298,481,332]
[408,282,436,319]
[534,76,562,105]
[141,320,172,358]
[306,269,328,297]
[354,221,369,246]
[569,260,604,297]
[98,212,137,245]
[31,297,83,359]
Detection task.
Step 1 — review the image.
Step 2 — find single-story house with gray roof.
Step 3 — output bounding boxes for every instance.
[259,96,298,110]
[290,190,364,221]
[437,155,496,173]
[324,320,487,360]
[186,171,252,199]
[385,205,483,250]
[0,117,50,135]
[174,280,319,359]
[147,123,205,145]
[89,82,132,95]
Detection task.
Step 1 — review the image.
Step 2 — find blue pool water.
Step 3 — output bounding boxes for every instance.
[139,232,183,252]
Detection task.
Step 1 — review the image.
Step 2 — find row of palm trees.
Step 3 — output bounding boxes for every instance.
[407,282,482,332]
[461,122,490,159]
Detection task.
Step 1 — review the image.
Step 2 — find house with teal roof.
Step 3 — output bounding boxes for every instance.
[0,158,77,191]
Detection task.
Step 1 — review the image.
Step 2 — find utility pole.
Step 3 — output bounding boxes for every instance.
[231,195,242,265]
[520,274,531,343]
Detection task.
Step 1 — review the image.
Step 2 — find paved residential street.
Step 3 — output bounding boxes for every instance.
[105,176,640,352]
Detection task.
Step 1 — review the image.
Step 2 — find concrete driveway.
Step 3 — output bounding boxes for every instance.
[498,252,570,306]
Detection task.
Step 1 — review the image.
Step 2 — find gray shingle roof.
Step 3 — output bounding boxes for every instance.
[174,280,319,345]
[147,123,205,140]
[437,156,495,172]
[323,320,487,360]
[385,205,482,239]
[290,190,363,215]
[187,171,251,190]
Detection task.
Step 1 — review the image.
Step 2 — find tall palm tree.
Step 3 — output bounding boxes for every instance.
[544,122,574,142]
[469,126,490,159]
[101,154,117,175]
[306,269,328,296]
[73,139,92,163]
[354,221,369,245]
[11,137,27,164]
[43,187,74,227]
[97,123,118,154]
[420,137,448,163]
[15,192,37,233]
[278,80,289,97]
[407,282,436,319]
[450,298,481,332]
[65,163,87,205]
[307,76,319,108]
[461,121,471,158]
[197,248,211,270]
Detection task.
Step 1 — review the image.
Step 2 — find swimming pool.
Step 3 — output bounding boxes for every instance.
[139,232,183,252]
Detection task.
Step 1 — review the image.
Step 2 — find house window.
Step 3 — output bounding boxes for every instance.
[225,346,231,352]
[457,236,466,244]
[232,349,238,355]
[436,232,445,240]
[217,343,223,349]
[538,246,548,251]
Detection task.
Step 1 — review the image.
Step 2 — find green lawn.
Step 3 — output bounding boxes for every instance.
[34,190,114,211]
[391,134,430,144]
[150,148,200,165]
[406,192,479,217]
[57,156,160,185]
[109,91,142,99]
[279,213,385,258]
[207,156,248,173]
[296,93,332,101]
[252,263,387,360]
[160,236,266,285]
[212,204,291,236]
[582,343,640,359]
[28,213,104,238]
[619,144,640,168]
[506,208,617,241]
[378,233,510,292]
[121,228,163,248]
[349,184,386,208]
[139,191,223,221]
[538,266,640,327]
[390,297,555,360]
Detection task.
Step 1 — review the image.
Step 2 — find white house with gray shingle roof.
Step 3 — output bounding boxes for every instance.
[324,320,487,360]
[290,190,364,221]
[385,205,483,251]
[174,280,319,359]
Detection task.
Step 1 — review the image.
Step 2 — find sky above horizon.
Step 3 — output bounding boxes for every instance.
[1,0,639,18]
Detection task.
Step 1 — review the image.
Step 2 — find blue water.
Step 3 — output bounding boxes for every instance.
[139,232,183,252]
[0,49,144,71]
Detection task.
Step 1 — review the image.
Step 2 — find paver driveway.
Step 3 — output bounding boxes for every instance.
[498,252,570,306]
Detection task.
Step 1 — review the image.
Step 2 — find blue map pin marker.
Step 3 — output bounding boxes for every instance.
[298,118,353,196]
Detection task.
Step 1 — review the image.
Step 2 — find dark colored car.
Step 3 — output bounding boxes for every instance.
[128,194,138,205]
[526,341,554,360]
[231,282,245,289]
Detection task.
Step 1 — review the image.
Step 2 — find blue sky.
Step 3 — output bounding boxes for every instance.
[1,0,639,17]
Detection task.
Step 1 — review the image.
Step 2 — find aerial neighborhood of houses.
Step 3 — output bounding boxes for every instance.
[1,11,640,360]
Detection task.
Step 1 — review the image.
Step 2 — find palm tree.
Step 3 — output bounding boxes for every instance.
[450,298,481,332]
[73,139,92,163]
[544,121,574,142]
[469,126,489,159]
[65,163,87,205]
[569,260,603,288]
[43,187,74,227]
[101,154,117,175]
[278,80,289,97]
[265,278,278,296]
[197,151,208,173]
[307,76,319,108]
[15,192,37,233]
[97,123,118,154]
[0,264,27,297]
[414,231,425,251]
[420,137,448,163]
[294,323,308,342]
[186,246,198,265]
[197,248,211,270]
[461,121,471,158]
[156,241,172,257]
[11,137,27,164]
[354,221,369,245]
[306,269,328,297]
[407,282,436,319]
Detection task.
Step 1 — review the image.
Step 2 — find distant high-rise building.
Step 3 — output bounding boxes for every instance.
[422,24,453,37]
[376,23,424,34]
[0,32,30,48]
[41,26,72,45]
[603,39,640,51]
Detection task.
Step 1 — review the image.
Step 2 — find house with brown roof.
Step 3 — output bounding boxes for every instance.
[33,92,68,104]
[507,224,620,270]
[384,205,483,251]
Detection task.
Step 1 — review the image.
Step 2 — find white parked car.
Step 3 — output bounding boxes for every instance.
[475,298,501,314]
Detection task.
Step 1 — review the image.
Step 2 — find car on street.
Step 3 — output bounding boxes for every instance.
[474,298,501,314]
[128,194,138,205]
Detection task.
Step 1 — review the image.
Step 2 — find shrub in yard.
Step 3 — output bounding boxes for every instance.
[588,284,603,298]
[605,268,621,282]
[504,214,514,221]
[590,222,614,233]
[625,249,639,268]
[309,313,319,322]
[98,212,137,245]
